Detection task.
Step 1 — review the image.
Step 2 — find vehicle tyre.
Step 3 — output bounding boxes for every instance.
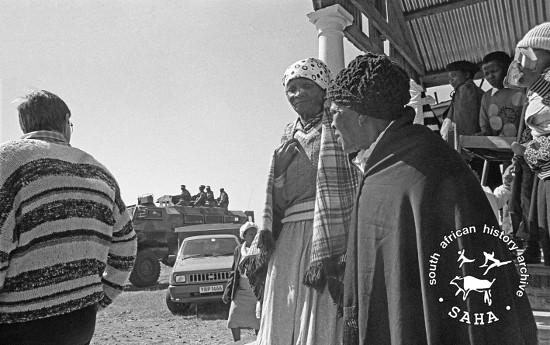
[165,290,190,315]
[129,249,161,287]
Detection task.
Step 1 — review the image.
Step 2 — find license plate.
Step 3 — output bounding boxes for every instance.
[199,285,224,294]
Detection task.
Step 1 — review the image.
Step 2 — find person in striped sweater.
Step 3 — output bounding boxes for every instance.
[0,90,137,345]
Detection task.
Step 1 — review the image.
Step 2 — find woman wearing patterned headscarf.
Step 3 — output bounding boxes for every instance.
[241,58,358,345]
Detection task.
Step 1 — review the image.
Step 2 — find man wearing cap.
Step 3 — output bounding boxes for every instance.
[217,188,229,209]
[176,185,192,206]
[442,60,484,139]
[328,53,537,345]
[191,185,206,207]
[205,186,216,207]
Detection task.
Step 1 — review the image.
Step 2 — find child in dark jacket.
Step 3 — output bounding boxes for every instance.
[442,60,484,138]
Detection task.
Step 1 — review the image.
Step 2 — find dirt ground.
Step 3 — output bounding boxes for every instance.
[91,265,256,345]
[91,265,550,344]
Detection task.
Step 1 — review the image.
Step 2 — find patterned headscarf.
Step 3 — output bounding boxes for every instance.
[282,58,331,90]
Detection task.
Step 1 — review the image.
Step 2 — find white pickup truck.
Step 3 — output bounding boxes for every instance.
[165,234,240,314]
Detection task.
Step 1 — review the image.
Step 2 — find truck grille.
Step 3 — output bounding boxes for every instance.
[188,271,231,283]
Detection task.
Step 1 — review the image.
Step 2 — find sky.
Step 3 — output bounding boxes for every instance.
[0,0,457,219]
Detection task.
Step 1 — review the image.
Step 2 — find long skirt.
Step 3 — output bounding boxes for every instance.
[255,219,342,345]
[228,276,260,329]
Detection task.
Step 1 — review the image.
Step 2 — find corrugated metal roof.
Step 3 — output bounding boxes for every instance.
[403,0,550,81]
[315,0,550,85]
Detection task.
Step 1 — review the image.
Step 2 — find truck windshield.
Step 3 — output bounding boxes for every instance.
[180,238,237,259]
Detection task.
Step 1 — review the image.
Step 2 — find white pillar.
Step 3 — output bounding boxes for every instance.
[307,5,354,74]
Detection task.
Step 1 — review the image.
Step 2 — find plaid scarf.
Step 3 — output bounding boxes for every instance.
[242,110,359,303]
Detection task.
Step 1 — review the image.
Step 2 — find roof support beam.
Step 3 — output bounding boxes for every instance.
[385,0,422,61]
[312,0,338,11]
[349,0,425,75]
[344,25,385,55]
[421,71,450,88]
[404,0,488,21]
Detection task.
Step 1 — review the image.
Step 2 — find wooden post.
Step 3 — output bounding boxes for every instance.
[481,160,489,186]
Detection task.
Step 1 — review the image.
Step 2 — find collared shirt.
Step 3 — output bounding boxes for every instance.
[21,130,70,146]
[352,148,370,174]
[352,122,393,174]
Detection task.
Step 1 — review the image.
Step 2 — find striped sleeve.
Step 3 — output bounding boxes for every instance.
[0,227,13,291]
[530,72,550,100]
[100,201,137,307]
[0,182,17,292]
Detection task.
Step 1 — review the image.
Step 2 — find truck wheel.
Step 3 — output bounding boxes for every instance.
[165,290,190,315]
[129,249,161,287]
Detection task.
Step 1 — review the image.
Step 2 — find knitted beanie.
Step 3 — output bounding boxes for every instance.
[327,53,411,120]
[517,22,550,51]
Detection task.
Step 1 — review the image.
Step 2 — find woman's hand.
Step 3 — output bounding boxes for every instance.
[274,139,300,177]
[511,141,526,157]
[222,294,230,304]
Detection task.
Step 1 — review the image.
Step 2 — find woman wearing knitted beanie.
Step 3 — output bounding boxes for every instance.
[508,22,550,266]
[241,58,358,345]
[329,53,537,345]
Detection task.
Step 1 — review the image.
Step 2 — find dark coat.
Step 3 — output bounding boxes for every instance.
[206,190,215,204]
[447,80,484,135]
[218,191,229,208]
[192,191,206,206]
[343,116,537,345]
[180,189,192,202]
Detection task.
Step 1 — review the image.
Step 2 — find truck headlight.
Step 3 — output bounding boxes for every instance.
[174,274,186,283]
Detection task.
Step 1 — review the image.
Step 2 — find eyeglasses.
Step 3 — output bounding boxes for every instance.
[515,47,538,70]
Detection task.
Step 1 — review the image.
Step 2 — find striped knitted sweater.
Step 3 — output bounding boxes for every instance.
[0,132,137,324]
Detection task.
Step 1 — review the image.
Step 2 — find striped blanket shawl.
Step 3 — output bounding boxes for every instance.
[242,111,359,303]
